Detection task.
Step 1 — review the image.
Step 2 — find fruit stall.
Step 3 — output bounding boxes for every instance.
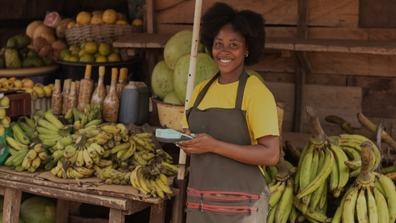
[0,0,395,223]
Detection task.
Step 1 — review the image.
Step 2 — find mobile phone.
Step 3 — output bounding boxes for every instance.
[155,128,194,143]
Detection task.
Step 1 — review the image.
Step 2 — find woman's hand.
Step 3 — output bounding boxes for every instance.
[177,133,218,154]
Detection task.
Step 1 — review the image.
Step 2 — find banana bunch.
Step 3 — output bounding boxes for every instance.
[20,143,49,172]
[294,137,334,222]
[110,139,136,162]
[36,110,70,148]
[327,136,351,198]
[50,161,95,179]
[131,132,157,152]
[130,165,173,198]
[4,148,29,170]
[267,159,297,223]
[65,104,101,129]
[95,166,131,185]
[337,134,382,177]
[332,142,396,223]
[17,116,37,139]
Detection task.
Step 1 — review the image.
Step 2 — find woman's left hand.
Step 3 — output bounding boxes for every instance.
[177,133,218,154]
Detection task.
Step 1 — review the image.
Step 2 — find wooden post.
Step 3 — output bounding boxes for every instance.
[56,199,70,223]
[109,209,125,223]
[3,188,22,223]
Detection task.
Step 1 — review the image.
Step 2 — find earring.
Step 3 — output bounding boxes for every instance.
[245,52,249,57]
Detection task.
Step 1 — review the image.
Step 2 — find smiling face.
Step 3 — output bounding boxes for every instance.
[212,24,247,83]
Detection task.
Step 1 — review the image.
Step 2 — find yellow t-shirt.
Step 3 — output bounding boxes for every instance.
[182,75,279,144]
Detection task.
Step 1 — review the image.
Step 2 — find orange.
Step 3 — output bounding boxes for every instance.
[102,9,118,24]
[76,11,92,25]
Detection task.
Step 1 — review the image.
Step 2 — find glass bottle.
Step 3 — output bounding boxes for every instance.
[77,64,93,111]
[91,66,107,108]
[102,68,120,122]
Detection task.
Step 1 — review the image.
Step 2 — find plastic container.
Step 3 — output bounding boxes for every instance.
[119,81,149,125]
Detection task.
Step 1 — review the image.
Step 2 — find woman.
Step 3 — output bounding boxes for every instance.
[177,2,280,223]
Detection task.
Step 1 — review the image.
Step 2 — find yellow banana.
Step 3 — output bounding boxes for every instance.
[82,149,93,167]
[377,174,396,222]
[32,143,44,153]
[74,166,94,177]
[331,186,353,223]
[100,124,120,134]
[119,146,135,161]
[26,149,38,160]
[21,157,32,170]
[75,150,85,167]
[63,145,77,159]
[30,157,41,171]
[38,151,49,161]
[150,179,165,198]
[155,177,173,195]
[356,188,368,223]
[11,123,30,145]
[5,135,28,151]
[373,187,389,223]
[111,142,130,154]
[342,186,359,223]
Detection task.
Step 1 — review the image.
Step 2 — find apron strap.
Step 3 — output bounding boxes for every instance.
[191,71,249,110]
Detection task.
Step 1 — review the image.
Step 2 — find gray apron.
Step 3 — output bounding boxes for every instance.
[185,71,269,223]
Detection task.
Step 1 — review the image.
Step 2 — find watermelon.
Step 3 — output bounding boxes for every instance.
[151,60,174,99]
[20,196,56,223]
[173,53,218,102]
[163,30,204,69]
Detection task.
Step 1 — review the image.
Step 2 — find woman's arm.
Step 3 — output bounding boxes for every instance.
[177,133,280,166]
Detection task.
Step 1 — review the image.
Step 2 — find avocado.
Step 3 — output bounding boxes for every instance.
[6,37,17,48]
[5,48,22,68]
[14,34,31,49]
[22,56,44,67]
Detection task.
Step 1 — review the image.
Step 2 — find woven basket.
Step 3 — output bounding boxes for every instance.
[64,24,138,45]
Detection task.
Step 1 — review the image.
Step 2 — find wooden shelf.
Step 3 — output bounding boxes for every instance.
[114,33,396,55]
[265,38,396,55]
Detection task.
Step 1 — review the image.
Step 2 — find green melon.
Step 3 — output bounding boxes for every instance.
[173,53,218,102]
[163,30,204,69]
[163,91,183,105]
[20,196,55,223]
[151,60,174,99]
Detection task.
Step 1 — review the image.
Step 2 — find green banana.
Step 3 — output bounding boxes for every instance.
[274,180,293,223]
[269,181,286,207]
[297,143,315,191]
[373,187,389,223]
[342,186,359,223]
[329,143,350,196]
[297,148,334,199]
[377,174,396,222]
[366,187,378,223]
[356,188,368,223]
[44,110,64,129]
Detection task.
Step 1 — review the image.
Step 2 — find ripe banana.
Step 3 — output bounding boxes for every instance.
[5,135,28,151]
[11,123,30,145]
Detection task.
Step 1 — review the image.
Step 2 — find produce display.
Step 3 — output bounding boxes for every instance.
[264,108,396,223]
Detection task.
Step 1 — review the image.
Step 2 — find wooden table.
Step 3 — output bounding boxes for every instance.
[0,167,166,223]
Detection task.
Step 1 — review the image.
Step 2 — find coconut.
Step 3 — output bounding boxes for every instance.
[173,53,218,102]
[163,30,204,69]
[151,60,174,99]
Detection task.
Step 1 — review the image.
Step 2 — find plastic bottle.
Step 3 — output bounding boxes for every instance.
[119,81,149,125]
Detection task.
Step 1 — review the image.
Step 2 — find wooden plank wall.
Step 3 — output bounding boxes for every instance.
[151,0,396,133]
